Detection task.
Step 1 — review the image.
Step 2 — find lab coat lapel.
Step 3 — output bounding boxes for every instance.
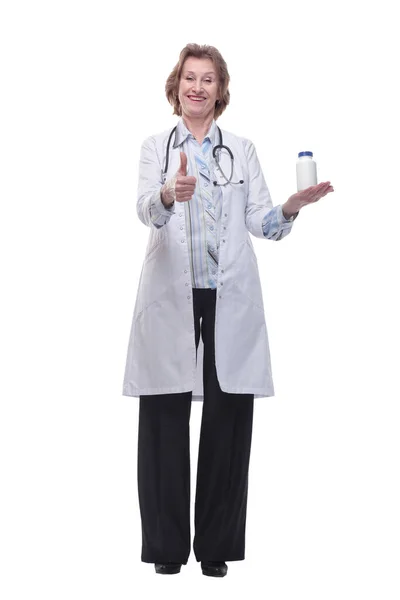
[165,135,182,181]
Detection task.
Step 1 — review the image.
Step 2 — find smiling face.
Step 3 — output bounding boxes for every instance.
[178,56,220,121]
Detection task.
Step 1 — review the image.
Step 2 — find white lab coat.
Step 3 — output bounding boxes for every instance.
[122,124,295,400]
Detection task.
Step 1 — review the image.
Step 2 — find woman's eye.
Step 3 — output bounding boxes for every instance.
[185,77,213,82]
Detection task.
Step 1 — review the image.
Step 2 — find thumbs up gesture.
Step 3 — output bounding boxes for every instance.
[161,152,197,207]
[177,151,188,176]
[175,152,197,202]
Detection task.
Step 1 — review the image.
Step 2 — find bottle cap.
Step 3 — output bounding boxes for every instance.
[298,151,313,158]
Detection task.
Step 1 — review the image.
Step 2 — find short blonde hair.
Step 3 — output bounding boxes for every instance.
[165,43,230,120]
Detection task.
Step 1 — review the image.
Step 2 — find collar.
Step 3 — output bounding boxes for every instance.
[173,116,218,148]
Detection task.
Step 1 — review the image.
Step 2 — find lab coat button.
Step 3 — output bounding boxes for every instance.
[187,296,191,300]
[180,226,183,230]
[184,269,187,273]
[224,213,227,217]
[221,269,224,273]
[181,239,185,243]
[185,282,189,286]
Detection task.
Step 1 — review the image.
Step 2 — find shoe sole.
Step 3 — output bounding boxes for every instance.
[154,563,182,574]
[201,565,228,577]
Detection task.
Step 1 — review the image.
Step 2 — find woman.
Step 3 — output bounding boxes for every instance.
[122,43,334,577]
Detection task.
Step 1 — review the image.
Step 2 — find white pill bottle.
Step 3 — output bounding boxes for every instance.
[296,151,317,191]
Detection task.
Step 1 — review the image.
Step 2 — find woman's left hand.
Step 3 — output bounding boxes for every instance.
[282,181,334,218]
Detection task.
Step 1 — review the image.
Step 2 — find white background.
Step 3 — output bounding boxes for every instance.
[1,0,399,598]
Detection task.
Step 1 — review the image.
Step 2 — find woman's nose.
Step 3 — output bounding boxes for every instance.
[191,81,204,94]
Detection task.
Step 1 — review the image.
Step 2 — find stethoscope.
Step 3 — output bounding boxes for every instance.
[162,125,244,187]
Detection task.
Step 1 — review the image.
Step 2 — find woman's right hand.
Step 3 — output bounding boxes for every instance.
[161,152,197,206]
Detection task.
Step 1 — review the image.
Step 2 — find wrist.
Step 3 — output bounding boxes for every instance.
[282,202,296,220]
[161,189,174,209]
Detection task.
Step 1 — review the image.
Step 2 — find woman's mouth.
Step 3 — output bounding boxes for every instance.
[188,95,206,103]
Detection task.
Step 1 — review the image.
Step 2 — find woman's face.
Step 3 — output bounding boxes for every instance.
[178,57,219,121]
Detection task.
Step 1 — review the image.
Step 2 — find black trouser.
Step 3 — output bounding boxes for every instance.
[138,287,254,564]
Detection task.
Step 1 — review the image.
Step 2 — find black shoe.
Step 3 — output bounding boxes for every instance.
[154,562,182,574]
[201,561,228,577]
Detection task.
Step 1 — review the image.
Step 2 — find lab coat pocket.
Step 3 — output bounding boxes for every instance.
[135,229,173,319]
[233,239,264,313]
[246,237,257,261]
[144,226,166,263]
